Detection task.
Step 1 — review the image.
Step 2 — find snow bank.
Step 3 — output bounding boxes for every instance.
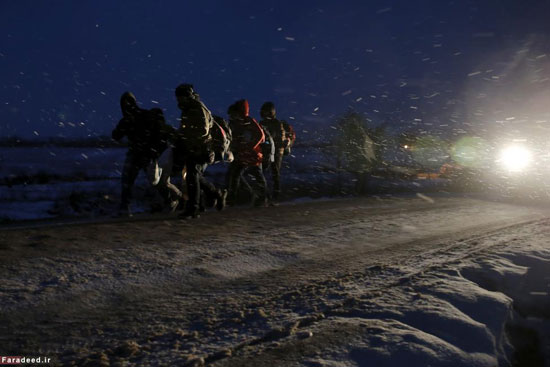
[220,244,550,366]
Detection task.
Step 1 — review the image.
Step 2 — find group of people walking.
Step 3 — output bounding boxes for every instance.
[112,84,296,218]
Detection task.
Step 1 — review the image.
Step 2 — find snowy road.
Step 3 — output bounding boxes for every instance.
[1,195,550,366]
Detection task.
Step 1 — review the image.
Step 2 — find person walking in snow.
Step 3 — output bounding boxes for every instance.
[336,111,376,195]
[173,84,227,218]
[225,99,268,207]
[112,91,174,216]
[259,101,296,202]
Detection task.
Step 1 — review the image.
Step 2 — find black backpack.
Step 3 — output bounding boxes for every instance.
[211,115,232,163]
[148,108,175,158]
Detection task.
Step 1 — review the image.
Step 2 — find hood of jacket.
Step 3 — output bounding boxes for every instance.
[120,92,138,117]
[234,99,249,118]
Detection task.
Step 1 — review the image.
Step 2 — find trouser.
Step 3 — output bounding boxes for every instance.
[156,147,184,204]
[157,178,184,204]
[120,151,153,209]
[199,163,222,207]
[227,161,267,205]
[270,151,284,199]
[184,152,216,213]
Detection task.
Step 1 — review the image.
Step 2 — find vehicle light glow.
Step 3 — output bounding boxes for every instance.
[498,145,532,172]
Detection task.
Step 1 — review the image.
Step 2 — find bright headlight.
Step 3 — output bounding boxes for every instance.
[498,145,532,172]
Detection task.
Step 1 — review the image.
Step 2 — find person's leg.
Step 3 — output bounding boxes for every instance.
[197,164,215,208]
[182,161,201,217]
[198,165,219,199]
[227,161,245,206]
[120,152,141,213]
[156,148,180,205]
[271,151,284,200]
[200,175,227,208]
[239,175,254,198]
[166,180,184,201]
[246,164,268,206]
[157,174,183,211]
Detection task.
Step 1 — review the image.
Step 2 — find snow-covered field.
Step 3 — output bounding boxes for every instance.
[0,145,443,222]
[1,196,549,366]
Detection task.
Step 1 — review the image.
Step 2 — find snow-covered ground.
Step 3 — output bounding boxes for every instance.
[1,196,549,366]
[0,146,122,179]
[0,145,445,222]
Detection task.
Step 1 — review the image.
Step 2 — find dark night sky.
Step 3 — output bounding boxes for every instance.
[1,0,550,139]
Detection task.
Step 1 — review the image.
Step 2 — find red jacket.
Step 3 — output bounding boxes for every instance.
[230,100,265,166]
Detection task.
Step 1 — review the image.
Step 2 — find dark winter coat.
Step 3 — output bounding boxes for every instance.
[177,96,214,154]
[169,94,214,169]
[112,95,173,160]
[260,118,286,150]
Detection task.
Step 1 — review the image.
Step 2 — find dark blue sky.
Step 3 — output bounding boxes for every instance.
[1,0,550,139]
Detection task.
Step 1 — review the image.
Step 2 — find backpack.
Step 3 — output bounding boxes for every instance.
[282,120,296,155]
[115,107,170,159]
[211,115,232,163]
[148,108,175,158]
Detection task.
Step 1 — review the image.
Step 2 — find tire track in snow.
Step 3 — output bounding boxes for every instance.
[207,218,550,366]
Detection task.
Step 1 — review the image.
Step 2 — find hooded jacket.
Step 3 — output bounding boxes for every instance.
[229,100,265,166]
[175,85,213,155]
[260,117,287,152]
[112,92,172,159]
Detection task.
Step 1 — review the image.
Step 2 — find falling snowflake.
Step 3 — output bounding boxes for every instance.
[376,8,392,14]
